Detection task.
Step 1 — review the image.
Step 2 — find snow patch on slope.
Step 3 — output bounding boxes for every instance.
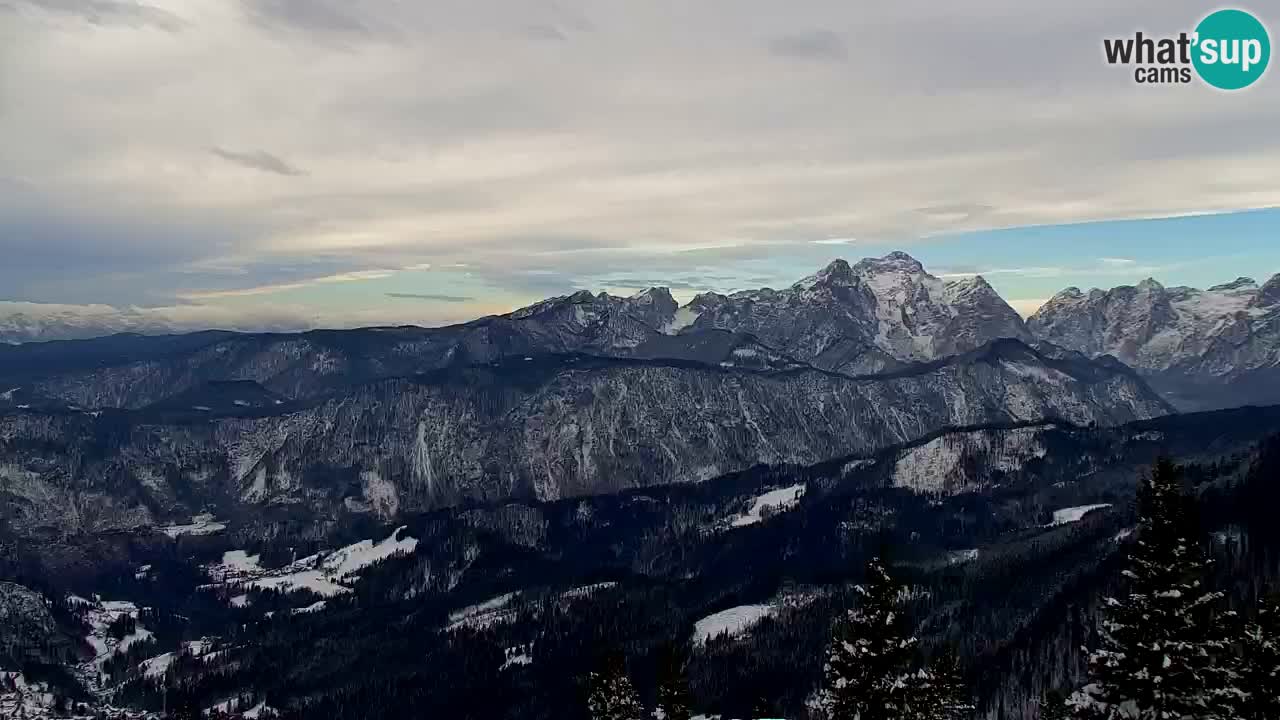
[447,592,520,631]
[205,527,418,600]
[1050,504,1111,525]
[662,307,702,334]
[692,604,776,645]
[159,513,226,537]
[728,484,806,527]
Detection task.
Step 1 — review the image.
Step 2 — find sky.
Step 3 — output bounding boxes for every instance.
[2,0,1280,333]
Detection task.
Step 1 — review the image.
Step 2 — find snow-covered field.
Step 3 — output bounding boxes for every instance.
[205,527,419,601]
[159,513,226,537]
[728,484,806,528]
[691,604,777,645]
[447,592,520,631]
[138,639,215,679]
[1050,504,1112,526]
[76,598,153,674]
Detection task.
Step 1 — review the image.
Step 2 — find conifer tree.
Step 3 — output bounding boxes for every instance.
[917,650,975,720]
[821,556,928,720]
[653,643,692,720]
[587,651,646,720]
[1070,459,1240,720]
[1239,593,1280,720]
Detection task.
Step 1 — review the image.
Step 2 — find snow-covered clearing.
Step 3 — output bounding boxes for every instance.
[692,604,777,645]
[1050,504,1111,526]
[205,527,418,601]
[447,592,520,631]
[77,599,152,671]
[728,484,806,528]
[159,513,227,537]
[138,639,216,679]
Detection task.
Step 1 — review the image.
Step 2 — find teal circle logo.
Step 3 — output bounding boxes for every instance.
[1193,9,1270,90]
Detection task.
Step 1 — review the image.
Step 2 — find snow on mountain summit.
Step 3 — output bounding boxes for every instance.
[493,252,1031,374]
[1027,271,1280,410]
[685,252,1029,373]
[1028,273,1279,372]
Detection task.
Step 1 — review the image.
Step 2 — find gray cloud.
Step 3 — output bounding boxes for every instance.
[4,0,1280,328]
[914,203,996,222]
[522,23,568,42]
[210,148,305,176]
[385,292,473,302]
[242,0,376,37]
[7,0,183,30]
[600,278,703,290]
[768,30,846,61]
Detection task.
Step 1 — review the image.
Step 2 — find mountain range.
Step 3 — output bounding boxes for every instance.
[3,252,1277,412]
[11,251,1280,537]
[0,341,1168,539]
[1028,274,1280,410]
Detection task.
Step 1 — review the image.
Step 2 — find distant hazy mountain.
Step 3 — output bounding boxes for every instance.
[1028,274,1280,410]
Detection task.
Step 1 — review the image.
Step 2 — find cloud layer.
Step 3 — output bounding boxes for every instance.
[2,0,1279,331]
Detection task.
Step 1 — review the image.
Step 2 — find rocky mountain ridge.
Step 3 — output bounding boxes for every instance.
[1028,273,1280,410]
[0,340,1171,537]
[4,255,1277,414]
[0,253,1035,411]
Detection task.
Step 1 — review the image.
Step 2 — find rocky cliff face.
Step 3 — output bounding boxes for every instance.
[683,253,1031,374]
[1028,274,1280,410]
[0,340,1170,537]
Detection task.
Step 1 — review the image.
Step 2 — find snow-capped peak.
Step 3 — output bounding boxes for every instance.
[792,253,931,291]
[794,258,858,289]
[626,286,676,308]
[942,274,997,299]
[1049,286,1085,302]
[852,250,926,275]
[1027,271,1280,407]
[676,252,1029,373]
[1208,277,1258,292]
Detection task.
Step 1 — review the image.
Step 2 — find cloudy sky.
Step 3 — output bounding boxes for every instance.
[2,0,1279,333]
